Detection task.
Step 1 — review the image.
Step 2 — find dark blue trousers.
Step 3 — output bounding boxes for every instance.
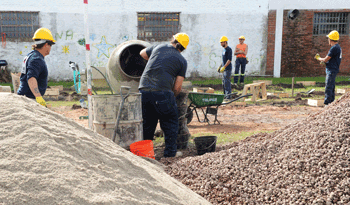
[234,58,247,84]
[222,67,232,98]
[140,90,178,157]
[324,69,338,105]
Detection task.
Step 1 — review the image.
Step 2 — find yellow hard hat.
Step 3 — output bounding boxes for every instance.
[173,33,189,49]
[32,28,56,42]
[327,30,339,41]
[239,36,245,40]
[220,36,228,42]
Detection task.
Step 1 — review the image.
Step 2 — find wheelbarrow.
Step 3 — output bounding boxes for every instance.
[186,92,252,125]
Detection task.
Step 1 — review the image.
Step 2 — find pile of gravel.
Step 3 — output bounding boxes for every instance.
[165,93,350,204]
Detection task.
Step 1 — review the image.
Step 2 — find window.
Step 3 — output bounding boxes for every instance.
[0,11,40,40]
[137,12,180,41]
[313,12,349,35]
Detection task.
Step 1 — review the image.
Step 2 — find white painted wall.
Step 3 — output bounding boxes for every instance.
[0,0,268,81]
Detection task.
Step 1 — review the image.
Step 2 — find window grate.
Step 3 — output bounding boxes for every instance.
[137,12,180,41]
[313,12,349,35]
[0,11,40,40]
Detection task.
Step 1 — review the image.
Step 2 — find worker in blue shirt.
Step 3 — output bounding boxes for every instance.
[17,28,55,107]
[315,30,342,105]
[217,36,232,99]
[139,33,189,158]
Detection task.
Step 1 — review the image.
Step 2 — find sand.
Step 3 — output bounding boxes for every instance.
[0,93,211,205]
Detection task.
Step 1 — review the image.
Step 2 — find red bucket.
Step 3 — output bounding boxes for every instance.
[130,140,155,159]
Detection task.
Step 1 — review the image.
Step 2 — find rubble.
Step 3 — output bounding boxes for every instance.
[165,92,350,204]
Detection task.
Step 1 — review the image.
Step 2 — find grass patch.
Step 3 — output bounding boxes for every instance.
[153,130,273,147]
[47,100,80,108]
[189,75,349,86]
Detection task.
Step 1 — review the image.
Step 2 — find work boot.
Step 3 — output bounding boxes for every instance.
[175,151,183,157]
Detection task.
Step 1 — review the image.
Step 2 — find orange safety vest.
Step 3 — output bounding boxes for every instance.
[236,44,247,58]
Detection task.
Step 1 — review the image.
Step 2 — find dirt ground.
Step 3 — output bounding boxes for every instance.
[51,103,323,160]
[185,104,322,135]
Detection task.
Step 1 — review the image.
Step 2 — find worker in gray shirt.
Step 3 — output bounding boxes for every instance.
[139,33,189,158]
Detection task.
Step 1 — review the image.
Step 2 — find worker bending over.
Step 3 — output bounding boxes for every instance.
[139,33,189,158]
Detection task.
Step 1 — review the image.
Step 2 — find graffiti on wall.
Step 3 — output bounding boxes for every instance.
[78,38,85,46]
[191,38,222,71]
[62,45,70,54]
[92,36,114,58]
[55,30,74,40]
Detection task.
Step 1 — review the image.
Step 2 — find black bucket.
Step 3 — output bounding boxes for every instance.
[194,136,217,155]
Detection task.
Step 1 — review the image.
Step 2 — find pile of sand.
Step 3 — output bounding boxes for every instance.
[0,93,210,205]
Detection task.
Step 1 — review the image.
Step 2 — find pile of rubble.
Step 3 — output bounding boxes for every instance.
[165,93,350,204]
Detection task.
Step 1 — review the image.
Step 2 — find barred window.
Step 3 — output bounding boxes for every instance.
[0,11,40,40]
[313,12,349,35]
[137,12,180,41]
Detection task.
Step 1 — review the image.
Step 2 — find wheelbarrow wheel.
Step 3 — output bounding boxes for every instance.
[186,107,193,124]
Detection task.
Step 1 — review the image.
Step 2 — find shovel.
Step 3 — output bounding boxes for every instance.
[300,89,315,95]
[112,86,131,143]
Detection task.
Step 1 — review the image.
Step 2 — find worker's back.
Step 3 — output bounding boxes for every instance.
[139,44,187,92]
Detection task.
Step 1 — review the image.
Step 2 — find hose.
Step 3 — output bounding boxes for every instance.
[90,66,114,94]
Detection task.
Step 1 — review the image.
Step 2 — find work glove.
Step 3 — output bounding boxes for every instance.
[219,66,226,73]
[36,96,47,107]
[314,53,320,60]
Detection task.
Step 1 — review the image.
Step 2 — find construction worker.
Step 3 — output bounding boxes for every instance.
[17,28,55,107]
[233,36,248,86]
[139,33,189,158]
[218,36,232,99]
[315,30,342,105]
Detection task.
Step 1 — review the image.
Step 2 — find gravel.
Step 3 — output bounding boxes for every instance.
[164,92,350,204]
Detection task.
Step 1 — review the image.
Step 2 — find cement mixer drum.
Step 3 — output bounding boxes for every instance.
[106,40,151,93]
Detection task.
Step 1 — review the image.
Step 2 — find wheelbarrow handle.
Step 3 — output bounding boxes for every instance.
[221,94,253,105]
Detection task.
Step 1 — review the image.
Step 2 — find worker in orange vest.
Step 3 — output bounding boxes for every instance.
[233,36,248,86]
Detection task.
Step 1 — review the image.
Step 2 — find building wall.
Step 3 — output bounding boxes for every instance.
[0,0,268,81]
[266,10,276,76]
[267,9,350,77]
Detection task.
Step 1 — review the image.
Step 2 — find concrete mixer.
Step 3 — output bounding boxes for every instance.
[91,40,150,149]
[106,40,151,93]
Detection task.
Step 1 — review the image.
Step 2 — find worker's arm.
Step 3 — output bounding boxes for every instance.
[28,77,46,107]
[172,76,184,97]
[318,56,331,63]
[234,46,248,55]
[140,48,149,60]
[243,45,248,55]
[28,77,41,97]
[223,60,231,68]
[234,46,240,55]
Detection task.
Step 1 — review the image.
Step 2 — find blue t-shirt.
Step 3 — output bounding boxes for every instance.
[17,50,48,99]
[139,44,187,92]
[222,46,233,69]
[326,44,342,72]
